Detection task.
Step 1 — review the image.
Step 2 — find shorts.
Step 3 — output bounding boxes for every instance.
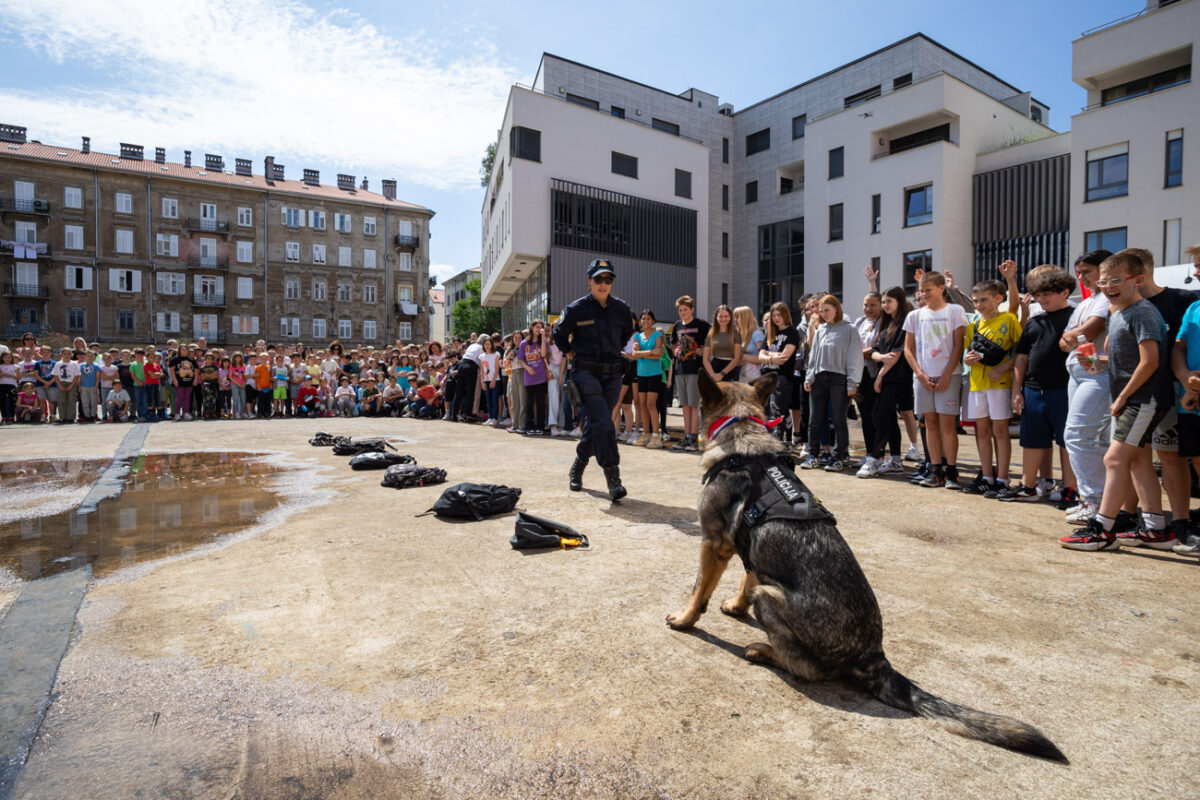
[622,359,638,387]
[1151,406,1178,452]
[1111,398,1168,448]
[1176,411,1200,458]
[273,385,287,400]
[1019,386,1068,449]
[676,373,700,406]
[37,386,58,403]
[637,374,664,394]
[913,373,963,416]
[966,388,1012,421]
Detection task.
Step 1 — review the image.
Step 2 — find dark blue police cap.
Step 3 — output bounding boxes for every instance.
[587,259,615,279]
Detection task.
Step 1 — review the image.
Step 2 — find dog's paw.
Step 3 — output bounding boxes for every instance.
[666,611,697,630]
[743,642,775,665]
[720,597,750,617]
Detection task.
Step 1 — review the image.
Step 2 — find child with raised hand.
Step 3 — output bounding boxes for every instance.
[1061,251,1176,551]
[960,278,1022,495]
[903,272,968,488]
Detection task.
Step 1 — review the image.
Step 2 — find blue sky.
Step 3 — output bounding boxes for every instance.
[0,0,1139,285]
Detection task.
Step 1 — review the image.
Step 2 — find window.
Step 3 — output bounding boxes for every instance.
[1165,218,1182,265]
[64,186,82,209]
[780,177,794,195]
[14,221,35,244]
[398,321,411,340]
[398,252,412,272]
[829,204,844,241]
[903,250,933,293]
[312,281,327,301]
[363,216,377,235]
[65,265,92,290]
[612,151,638,179]
[156,233,179,257]
[199,203,216,229]
[722,137,729,164]
[338,246,352,267]
[746,128,770,156]
[722,283,728,306]
[310,210,326,230]
[792,114,806,140]
[510,127,541,161]
[237,241,253,263]
[1086,144,1129,201]
[156,272,185,295]
[312,318,327,339]
[1085,227,1127,253]
[162,197,178,218]
[722,184,729,211]
[65,225,84,250]
[363,284,377,303]
[610,106,625,119]
[280,317,299,337]
[199,237,217,263]
[871,194,881,234]
[312,243,326,264]
[844,85,881,108]
[565,93,598,110]
[1166,130,1183,187]
[363,249,377,269]
[675,169,692,199]
[156,311,180,333]
[829,147,844,179]
[651,118,680,136]
[1102,64,1191,107]
[115,229,134,254]
[237,207,252,227]
[115,192,132,214]
[232,315,259,335]
[283,206,304,227]
[829,263,843,301]
[397,285,413,301]
[746,180,758,204]
[337,282,352,302]
[237,276,253,299]
[721,231,729,259]
[285,241,300,261]
[67,308,85,330]
[117,310,135,331]
[904,185,933,226]
[335,213,352,233]
[893,73,913,89]
[338,319,352,339]
[363,320,377,339]
[285,279,300,300]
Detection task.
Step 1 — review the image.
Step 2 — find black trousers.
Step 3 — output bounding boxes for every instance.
[767,371,792,441]
[525,381,548,431]
[871,381,906,459]
[573,368,623,468]
[453,361,478,418]
[855,367,877,453]
[807,372,850,459]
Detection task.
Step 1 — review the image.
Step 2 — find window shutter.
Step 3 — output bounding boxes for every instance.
[132,271,142,293]
[157,311,164,331]
[215,276,224,295]
[109,270,120,291]
[170,236,178,257]
[281,205,288,225]
[232,315,240,332]
[299,209,306,227]
[82,267,92,291]
[157,273,167,293]
[251,316,259,335]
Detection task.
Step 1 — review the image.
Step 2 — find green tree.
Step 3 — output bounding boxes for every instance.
[480,141,497,188]
[451,278,501,339]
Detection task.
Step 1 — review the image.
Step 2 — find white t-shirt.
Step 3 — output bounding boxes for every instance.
[479,351,500,379]
[1066,293,1110,356]
[902,303,968,376]
[54,359,81,384]
[463,343,483,364]
[854,315,879,350]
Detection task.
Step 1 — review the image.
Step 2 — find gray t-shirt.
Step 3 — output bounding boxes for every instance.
[1108,299,1170,406]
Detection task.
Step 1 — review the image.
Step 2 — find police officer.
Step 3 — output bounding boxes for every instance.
[552,259,635,501]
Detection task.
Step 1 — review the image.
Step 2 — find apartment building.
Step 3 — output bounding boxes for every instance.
[443,266,480,337]
[0,129,433,346]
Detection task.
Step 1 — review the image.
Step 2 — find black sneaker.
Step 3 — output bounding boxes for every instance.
[1113,510,1140,534]
[1054,486,1080,511]
[961,475,990,495]
[1060,518,1120,551]
[817,452,831,468]
[944,467,961,491]
[983,481,1009,499]
[996,484,1039,502]
[909,463,931,484]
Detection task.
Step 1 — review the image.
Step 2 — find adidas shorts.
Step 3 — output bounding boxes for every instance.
[1111,398,1167,448]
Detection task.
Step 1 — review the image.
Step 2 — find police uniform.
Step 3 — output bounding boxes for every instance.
[552,260,634,499]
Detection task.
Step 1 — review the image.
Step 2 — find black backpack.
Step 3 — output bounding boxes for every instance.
[422,483,522,520]
[510,512,588,550]
[309,432,347,447]
[332,438,397,456]
[381,463,447,489]
[349,452,415,470]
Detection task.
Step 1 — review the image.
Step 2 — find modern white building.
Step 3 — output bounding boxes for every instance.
[443,266,480,338]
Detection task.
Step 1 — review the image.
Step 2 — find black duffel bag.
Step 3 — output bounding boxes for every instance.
[381,463,447,489]
[510,512,588,550]
[309,432,348,447]
[421,483,522,520]
[349,452,415,470]
[333,438,397,456]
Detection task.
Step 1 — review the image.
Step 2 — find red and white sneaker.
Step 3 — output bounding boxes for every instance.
[1117,527,1178,551]
[1060,519,1120,551]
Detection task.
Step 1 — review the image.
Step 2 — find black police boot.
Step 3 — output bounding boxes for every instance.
[603,465,627,502]
[569,457,587,491]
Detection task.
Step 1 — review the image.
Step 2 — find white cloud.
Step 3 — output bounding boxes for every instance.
[0,0,521,192]
[429,262,468,287]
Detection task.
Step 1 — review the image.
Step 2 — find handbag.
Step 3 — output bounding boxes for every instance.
[510,512,588,550]
[968,327,1008,367]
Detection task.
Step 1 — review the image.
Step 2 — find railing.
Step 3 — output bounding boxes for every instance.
[186,253,230,270]
[0,198,51,214]
[185,217,230,235]
[3,283,49,299]
[3,323,50,338]
[513,83,705,144]
[1081,6,1151,36]
[0,241,51,257]
[191,293,226,307]
[394,233,419,248]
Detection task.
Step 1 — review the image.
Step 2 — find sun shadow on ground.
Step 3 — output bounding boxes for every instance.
[584,492,703,535]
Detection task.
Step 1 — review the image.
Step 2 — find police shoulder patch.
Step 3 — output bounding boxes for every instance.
[577,319,595,326]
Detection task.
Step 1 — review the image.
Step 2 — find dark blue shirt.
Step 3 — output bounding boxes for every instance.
[553,294,634,364]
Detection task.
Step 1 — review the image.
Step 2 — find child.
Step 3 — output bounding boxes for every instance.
[106,380,132,422]
[200,354,220,419]
[631,309,665,448]
[230,354,247,419]
[1061,251,1176,551]
[254,354,273,418]
[272,355,289,417]
[961,279,1021,494]
[0,352,19,422]
[409,377,440,418]
[670,296,710,451]
[144,352,163,421]
[99,353,118,419]
[903,272,968,488]
[54,348,80,424]
[360,376,384,416]
[130,348,147,420]
[217,357,232,418]
[802,295,863,472]
[16,381,42,423]
[296,376,320,417]
[1170,241,1200,556]
[334,377,357,416]
[1000,266,1077,501]
[77,352,99,423]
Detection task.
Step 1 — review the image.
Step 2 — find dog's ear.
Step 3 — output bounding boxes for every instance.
[698,368,724,412]
[751,372,777,411]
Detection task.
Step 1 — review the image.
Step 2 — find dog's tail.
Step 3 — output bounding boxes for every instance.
[852,656,1068,763]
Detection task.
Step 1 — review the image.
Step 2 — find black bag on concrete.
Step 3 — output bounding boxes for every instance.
[349,452,415,470]
[510,512,588,550]
[423,483,522,520]
[333,438,397,456]
[309,432,348,447]
[381,463,447,489]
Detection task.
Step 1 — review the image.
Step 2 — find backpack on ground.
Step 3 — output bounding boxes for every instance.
[349,452,415,470]
[309,432,348,447]
[381,463,447,489]
[510,512,588,550]
[332,438,397,456]
[421,483,522,520]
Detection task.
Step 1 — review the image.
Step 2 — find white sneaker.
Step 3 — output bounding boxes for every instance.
[660,431,670,441]
[798,445,811,460]
[550,426,562,437]
[877,456,904,474]
[856,457,878,478]
[1065,503,1097,524]
[903,443,921,462]
[571,427,583,438]
[1036,478,1054,498]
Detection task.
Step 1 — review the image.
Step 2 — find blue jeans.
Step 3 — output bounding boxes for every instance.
[483,382,500,420]
[1065,365,1111,507]
[133,385,147,420]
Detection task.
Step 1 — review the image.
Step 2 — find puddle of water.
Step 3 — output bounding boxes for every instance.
[0,452,283,581]
[0,458,113,520]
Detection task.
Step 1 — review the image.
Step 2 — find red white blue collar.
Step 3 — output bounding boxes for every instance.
[706,415,784,441]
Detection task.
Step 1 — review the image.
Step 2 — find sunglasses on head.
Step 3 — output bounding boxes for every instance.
[592,275,613,284]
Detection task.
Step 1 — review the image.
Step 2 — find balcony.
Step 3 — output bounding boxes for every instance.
[0,198,51,216]
[185,217,231,236]
[3,283,49,299]
[186,253,230,271]
[191,292,226,308]
[3,322,51,338]
[393,233,419,249]
[395,300,421,316]
[0,241,51,258]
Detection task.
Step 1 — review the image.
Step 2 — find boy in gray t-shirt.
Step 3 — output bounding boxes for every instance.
[1108,300,1170,408]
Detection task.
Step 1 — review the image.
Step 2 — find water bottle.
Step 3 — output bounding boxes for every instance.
[1076,335,1100,375]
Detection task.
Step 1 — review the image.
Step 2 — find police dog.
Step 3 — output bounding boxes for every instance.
[666,371,1067,763]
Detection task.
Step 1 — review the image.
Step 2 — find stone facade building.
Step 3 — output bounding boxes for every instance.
[0,128,434,347]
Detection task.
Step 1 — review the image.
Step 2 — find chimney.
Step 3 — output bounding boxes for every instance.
[205,153,224,171]
[361,177,368,191]
[0,124,27,144]
[119,143,144,161]
[184,150,191,167]
[155,147,166,163]
[235,158,252,176]
[82,136,91,154]
[302,168,320,186]
[336,173,355,190]
[381,179,397,200]
[263,155,275,184]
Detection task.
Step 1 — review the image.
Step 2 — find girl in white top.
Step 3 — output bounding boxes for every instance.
[478,335,502,426]
[733,306,765,383]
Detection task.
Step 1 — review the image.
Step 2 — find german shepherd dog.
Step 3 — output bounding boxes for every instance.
[666,371,1067,763]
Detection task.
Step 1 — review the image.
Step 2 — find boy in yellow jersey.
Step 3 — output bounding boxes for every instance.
[961,279,1022,495]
